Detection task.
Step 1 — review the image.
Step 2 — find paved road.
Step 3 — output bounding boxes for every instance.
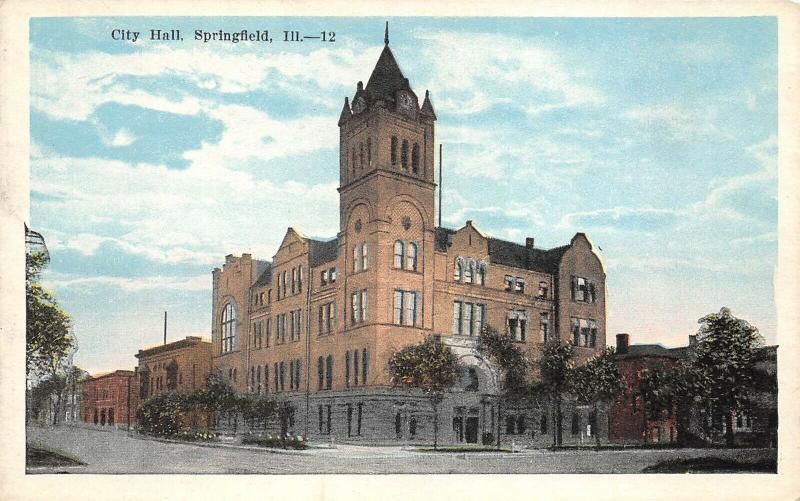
[26,426,776,474]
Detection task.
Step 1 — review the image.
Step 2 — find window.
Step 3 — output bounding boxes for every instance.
[409,416,417,437]
[274,363,279,392]
[325,355,333,390]
[571,318,598,348]
[454,258,464,282]
[298,265,303,292]
[318,302,336,336]
[361,242,368,270]
[362,348,368,384]
[538,281,549,299]
[317,357,324,390]
[453,302,485,336]
[352,245,358,273]
[256,366,262,394]
[328,267,337,283]
[391,136,398,165]
[515,278,525,293]
[367,138,371,166]
[393,290,418,326]
[321,269,328,286]
[540,414,548,434]
[504,275,514,291]
[571,413,580,435]
[393,240,404,268]
[221,302,236,353]
[289,360,295,390]
[353,349,360,386]
[517,416,527,435]
[291,267,297,295]
[345,351,351,387]
[251,366,256,391]
[357,403,363,436]
[508,311,528,342]
[411,143,419,173]
[279,362,285,392]
[318,405,325,434]
[265,318,271,347]
[276,314,287,344]
[351,290,368,324]
[401,139,409,169]
[477,263,486,285]
[359,142,364,169]
[290,309,302,342]
[464,260,474,283]
[540,313,550,342]
[293,359,301,390]
[264,365,269,394]
[351,149,356,176]
[572,276,598,303]
[506,416,516,435]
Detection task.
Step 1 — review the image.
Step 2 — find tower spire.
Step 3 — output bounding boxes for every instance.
[384,21,389,45]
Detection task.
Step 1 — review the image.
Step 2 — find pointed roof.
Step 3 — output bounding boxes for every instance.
[338,97,352,126]
[420,90,437,120]
[365,45,411,103]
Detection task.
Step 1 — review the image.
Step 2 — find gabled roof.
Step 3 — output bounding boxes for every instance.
[364,45,411,104]
[434,227,570,274]
[308,238,338,267]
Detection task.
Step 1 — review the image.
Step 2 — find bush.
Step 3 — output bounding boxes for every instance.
[241,433,308,450]
[172,429,218,442]
[482,432,495,445]
[137,392,187,437]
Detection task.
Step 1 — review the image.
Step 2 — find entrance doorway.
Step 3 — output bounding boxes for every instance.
[465,417,479,443]
[453,416,464,442]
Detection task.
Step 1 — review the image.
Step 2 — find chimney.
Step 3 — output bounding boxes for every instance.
[616,333,630,355]
[688,335,697,346]
[525,237,535,249]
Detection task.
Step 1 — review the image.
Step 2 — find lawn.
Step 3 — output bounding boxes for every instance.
[641,457,777,473]
[26,445,85,468]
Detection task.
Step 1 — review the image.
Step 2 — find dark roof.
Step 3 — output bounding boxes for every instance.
[364,45,410,104]
[488,238,569,274]
[308,238,338,267]
[420,90,436,120]
[617,344,682,360]
[253,262,273,287]
[434,227,570,274]
[136,336,210,359]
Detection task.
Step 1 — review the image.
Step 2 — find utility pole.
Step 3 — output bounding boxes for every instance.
[438,143,443,227]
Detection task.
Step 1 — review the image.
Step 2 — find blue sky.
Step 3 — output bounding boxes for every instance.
[29,17,777,374]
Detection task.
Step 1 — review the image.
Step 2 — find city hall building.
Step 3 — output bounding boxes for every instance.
[212,29,607,446]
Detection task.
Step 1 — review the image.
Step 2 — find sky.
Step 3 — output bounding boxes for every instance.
[29,17,778,375]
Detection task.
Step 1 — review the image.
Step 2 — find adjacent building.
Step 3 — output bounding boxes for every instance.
[80,370,137,428]
[211,28,607,445]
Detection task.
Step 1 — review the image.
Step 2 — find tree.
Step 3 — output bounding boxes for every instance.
[693,307,763,446]
[189,371,237,432]
[571,347,625,448]
[388,336,460,449]
[26,253,73,376]
[538,342,575,447]
[477,325,531,447]
[137,392,189,437]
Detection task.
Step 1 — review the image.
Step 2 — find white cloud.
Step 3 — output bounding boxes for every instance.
[560,206,683,232]
[622,104,729,142]
[416,31,604,117]
[43,272,210,292]
[109,128,137,147]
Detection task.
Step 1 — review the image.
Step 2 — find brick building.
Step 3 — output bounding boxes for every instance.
[608,333,681,444]
[211,27,607,445]
[80,370,137,429]
[135,336,213,401]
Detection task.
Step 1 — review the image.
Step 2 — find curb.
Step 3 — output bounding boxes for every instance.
[133,434,318,456]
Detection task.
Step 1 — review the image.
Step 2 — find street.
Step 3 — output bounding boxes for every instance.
[26,426,776,474]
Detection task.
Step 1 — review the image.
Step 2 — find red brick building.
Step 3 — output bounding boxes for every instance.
[608,334,680,444]
[80,370,137,428]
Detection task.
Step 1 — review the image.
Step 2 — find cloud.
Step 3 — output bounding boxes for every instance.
[622,104,729,142]
[416,31,604,117]
[560,207,682,232]
[43,272,210,292]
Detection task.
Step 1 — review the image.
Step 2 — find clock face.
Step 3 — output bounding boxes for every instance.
[353,97,366,114]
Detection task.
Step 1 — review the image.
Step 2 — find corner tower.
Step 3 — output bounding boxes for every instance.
[337,23,437,233]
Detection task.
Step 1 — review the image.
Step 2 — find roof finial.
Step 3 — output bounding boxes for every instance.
[384,21,389,45]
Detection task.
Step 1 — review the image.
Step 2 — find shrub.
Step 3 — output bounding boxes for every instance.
[136,392,187,437]
[173,429,218,442]
[241,433,309,450]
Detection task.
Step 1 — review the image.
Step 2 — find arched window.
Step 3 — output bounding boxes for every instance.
[367,138,371,166]
[466,368,479,391]
[391,136,398,165]
[360,242,368,270]
[352,245,358,273]
[221,302,236,353]
[393,240,404,268]
[465,259,475,284]
[256,365,262,394]
[359,142,364,169]
[325,355,333,390]
[350,148,355,178]
[411,143,419,173]
[406,242,418,271]
[454,258,464,282]
[351,149,356,175]
[478,263,487,285]
[401,140,409,169]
